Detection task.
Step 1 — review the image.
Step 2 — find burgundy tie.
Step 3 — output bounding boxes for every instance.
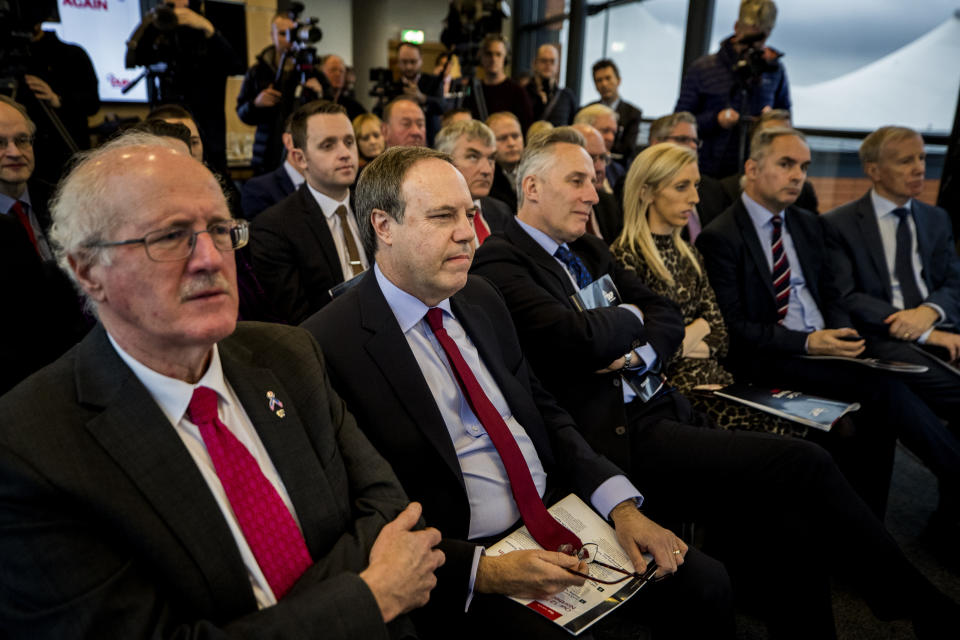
[10,201,39,256]
[473,207,491,245]
[425,308,582,553]
[187,386,312,599]
[771,215,791,322]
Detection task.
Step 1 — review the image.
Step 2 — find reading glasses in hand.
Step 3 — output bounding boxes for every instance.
[87,219,250,262]
[558,542,659,585]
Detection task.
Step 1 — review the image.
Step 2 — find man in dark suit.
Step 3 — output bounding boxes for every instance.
[389,42,447,146]
[240,114,304,219]
[0,132,444,638]
[473,126,959,638]
[590,59,642,163]
[303,145,735,640]
[573,123,622,243]
[575,104,627,194]
[251,101,369,324]
[486,111,523,211]
[696,127,960,537]
[435,119,513,244]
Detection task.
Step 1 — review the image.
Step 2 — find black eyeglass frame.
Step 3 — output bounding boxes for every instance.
[561,542,660,586]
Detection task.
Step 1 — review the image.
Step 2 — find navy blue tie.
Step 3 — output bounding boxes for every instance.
[554,245,593,288]
[892,207,923,309]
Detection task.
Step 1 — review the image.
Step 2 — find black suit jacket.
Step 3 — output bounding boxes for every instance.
[823,191,960,333]
[595,190,623,244]
[471,219,684,470]
[697,174,819,231]
[478,195,513,235]
[489,164,517,212]
[301,273,623,614]
[696,198,848,372]
[0,323,410,638]
[250,183,360,324]
[240,165,297,220]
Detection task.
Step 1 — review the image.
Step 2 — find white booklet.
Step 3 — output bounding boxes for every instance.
[486,494,655,636]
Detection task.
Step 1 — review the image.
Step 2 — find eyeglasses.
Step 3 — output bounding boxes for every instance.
[664,135,703,149]
[0,134,34,151]
[87,219,250,262]
[560,542,659,586]
[589,152,612,165]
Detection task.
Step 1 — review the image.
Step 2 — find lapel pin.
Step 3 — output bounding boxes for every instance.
[266,391,286,418]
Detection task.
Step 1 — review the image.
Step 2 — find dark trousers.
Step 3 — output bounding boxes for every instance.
[865,338,960,425]
[625,390,945,639]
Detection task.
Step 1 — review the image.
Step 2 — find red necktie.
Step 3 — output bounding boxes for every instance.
[473,207,491,245]
[187,386,312,599]
[425,308,582,553]
[10,201,39,256]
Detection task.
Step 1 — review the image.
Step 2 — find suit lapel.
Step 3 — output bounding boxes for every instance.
[297,184,344,280]
[910,201,936,290]
[856,192,893,300]
[357,274,466,487]
[218,338,335,559]
[733,200,776,301]
[505,219,578,302]
[78,327,254,614]
[784,207,822,305]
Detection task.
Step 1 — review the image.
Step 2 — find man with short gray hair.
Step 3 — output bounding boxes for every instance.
[574,104,624,192]
[0,131,445,638]
[435,120,512,245]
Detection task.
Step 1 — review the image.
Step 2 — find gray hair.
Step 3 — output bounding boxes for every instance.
[355,146,455,256]
[573,103,618,128]
[749,126,805,163]
[859,125,921,166]
[434,119,495,155]
[0,95,36,135]
[649,112,696,143]
[48,132,194,312]
[515,126,587,207]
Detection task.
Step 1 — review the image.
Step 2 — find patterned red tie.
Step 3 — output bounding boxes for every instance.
[425,308,582,553]
[10,201,39,256]
[187,386,312,599]
[771,215,791,322]
[473,207,491,245]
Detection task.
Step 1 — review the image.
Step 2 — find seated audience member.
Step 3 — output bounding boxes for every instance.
[823,126,960,532]
[574,104,624,193]
[236,12,325,175]
[695,109,818,227]
[441,108,472,129]
[251,101,367,324]
[354,113,385,170]
[486,111,524,211]
[382,97,427,149]
[388,42,447,145]
[571,123,622,243]
[434,120,512,244]
[302,145,735,640]
[525,120,554,140]
[696,127,960,526]
[241,114,304,219]
[465,35,533,130]
[472,127,959,639]
[589,59,642,162]
[526,44,577,126]
[0,131,444,638]
[321,54,366,121]
[0,96,88,392]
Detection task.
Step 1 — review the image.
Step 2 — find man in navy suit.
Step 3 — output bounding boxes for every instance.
[240,114,304,219]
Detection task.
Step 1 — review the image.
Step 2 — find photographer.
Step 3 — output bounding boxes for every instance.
[378,42,445,145]
[126,0,242,175]
[675,0,790,179]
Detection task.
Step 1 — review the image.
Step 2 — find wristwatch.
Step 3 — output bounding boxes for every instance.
[622,351,633,370]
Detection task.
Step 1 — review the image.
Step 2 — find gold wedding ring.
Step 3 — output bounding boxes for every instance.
[672,549,682,555]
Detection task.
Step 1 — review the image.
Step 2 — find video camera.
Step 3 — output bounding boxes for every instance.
[732,31,783,87]
[273,2,325,96]
[0,0,58,97]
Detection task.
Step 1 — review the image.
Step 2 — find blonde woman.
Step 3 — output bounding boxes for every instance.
[611,143,804,436]
[352,113,384,169]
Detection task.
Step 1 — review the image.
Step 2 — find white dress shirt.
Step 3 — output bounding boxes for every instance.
[108,334,300,609]
[306,184,369,280]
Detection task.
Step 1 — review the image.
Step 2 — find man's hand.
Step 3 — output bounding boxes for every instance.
[610,501,686,578]
[402,78,427,104]
[717,107,740,129]
[174,7,215,37]
[24,75,61,108]
[926,329,960,362]
[475,549,586,599]
[595,355,626,374]
[303,77,325,96]
[884,306,939,342]
[806,328,865,357]
[359,503,445,623]
[253,86,283,108]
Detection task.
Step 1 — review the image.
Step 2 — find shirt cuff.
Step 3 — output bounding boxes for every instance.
[918,327,935,344]
[465,546,484,612]
[590,475,644,519]
[632,344,659,373]
[922,302,945,324]
[618,303,645,323]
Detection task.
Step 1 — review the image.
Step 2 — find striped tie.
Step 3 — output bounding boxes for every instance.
[771,215,791,322]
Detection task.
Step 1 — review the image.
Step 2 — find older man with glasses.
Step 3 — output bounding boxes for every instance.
[0,131,446,638]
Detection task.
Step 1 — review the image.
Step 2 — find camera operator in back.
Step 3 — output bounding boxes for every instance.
[675,0,789,179]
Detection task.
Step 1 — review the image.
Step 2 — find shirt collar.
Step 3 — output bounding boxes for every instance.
[283,159,305,188]
[601,97,621,111]
[0,186,31,215]
[107,332,231,426]
[515,216,565,257]
[741,191,786,228]
[870,188,912,219]
[306,182,351,219]
[374,263,453,334]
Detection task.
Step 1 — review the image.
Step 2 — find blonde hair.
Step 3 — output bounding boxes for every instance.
[612,143,701,286]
